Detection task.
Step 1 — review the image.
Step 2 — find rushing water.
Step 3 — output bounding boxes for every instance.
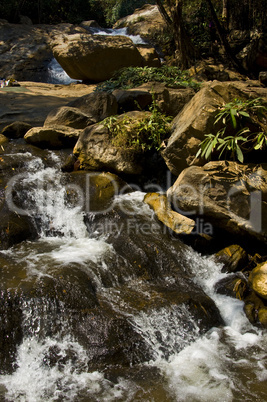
[0,151,266,401]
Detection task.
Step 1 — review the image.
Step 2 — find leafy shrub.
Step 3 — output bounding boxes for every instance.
[196,97,267,163]
[95,66,201,93]
[102,100,172,152]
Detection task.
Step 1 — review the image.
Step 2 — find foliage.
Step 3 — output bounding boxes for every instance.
[102,100,172,152]
[196,97,267,163]
[96,66,200,93]
[99,0,154,27]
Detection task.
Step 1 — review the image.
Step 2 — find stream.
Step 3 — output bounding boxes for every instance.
[0,147,266,401]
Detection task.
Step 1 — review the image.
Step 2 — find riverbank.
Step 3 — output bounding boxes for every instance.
[0,81,95,130]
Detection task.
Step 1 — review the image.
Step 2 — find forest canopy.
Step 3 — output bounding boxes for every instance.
[0,0,266,32]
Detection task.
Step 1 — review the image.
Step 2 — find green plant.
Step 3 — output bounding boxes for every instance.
[102,99,172,152]
[196,97,267,163]
[95,66,201,93]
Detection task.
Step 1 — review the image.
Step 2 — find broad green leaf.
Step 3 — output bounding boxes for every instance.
[236,145,244,163]
[239,111,250,118]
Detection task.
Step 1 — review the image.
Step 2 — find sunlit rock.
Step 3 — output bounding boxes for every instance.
[144,192,195,235]
[249,262,267,300]
[52,33,143,82]
[24,126,82,149]
[168,161,267,247]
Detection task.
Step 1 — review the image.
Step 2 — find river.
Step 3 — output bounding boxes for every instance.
[0,148,266,401]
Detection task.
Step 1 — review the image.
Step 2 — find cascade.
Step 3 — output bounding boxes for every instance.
[0,151,266,401]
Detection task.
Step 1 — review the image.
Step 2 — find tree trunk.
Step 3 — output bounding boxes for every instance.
[205,0,248,75]
[156,0,196,69]
[222,0,228,29]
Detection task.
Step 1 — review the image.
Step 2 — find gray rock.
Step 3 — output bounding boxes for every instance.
[67,91,118,121]
[24,126,82,149]
[44,106,95,129]
[1,121,32,139]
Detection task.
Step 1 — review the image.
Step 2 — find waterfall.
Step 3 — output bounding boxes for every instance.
[0,152,266,401]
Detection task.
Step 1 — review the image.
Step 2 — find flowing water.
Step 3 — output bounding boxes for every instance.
[0,150,266,401]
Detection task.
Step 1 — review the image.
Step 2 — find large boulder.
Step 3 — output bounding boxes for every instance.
[112,88,153,113]
[24,126,82,149]
[114,4,166,42]
[137,82,196,117]
[67,91,118,121]
[0,21,85,81]
[52,33,143,82]
[167,161,267,248]
[44,106,96,129]
[1,121,32,139]
[162,81,267,176]
[73,111,151,175]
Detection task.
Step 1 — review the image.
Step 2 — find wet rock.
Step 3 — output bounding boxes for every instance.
[144,192,195,235]
[244,291,266,326]
[0,290,23,374]
[248,262,267,300]
[24,126,82,149]
[1,121,32,139]
[44,106,96,129]
[167,161,267,249]
[52,33,143,82]
[64,170,132,213]
[214,274,247,298]
[258,306,267,328]
[0,207,37,250]
[215,244,248,273]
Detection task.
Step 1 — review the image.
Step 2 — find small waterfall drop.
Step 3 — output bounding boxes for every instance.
[0,151,266,401]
